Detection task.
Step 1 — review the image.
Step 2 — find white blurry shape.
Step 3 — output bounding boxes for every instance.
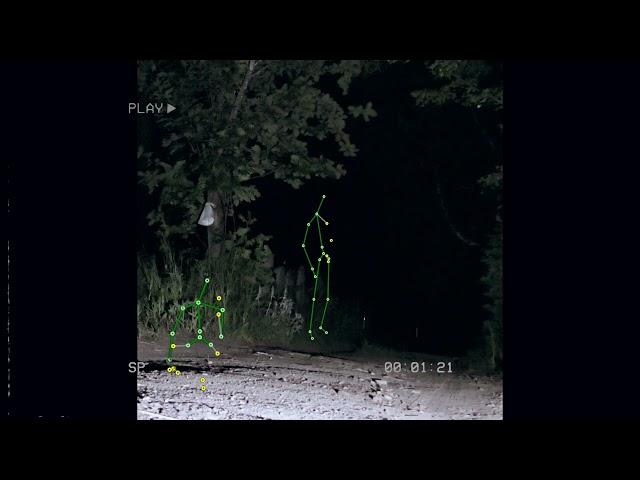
[198,202,216,226]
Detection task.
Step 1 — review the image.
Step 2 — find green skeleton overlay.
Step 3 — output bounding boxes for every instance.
[166,277,226,363]
[301,195,333,340]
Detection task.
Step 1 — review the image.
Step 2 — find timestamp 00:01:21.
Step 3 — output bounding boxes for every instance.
[384,361,453,374]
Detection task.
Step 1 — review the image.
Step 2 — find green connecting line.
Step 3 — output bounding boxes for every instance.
[202,302,225,336]
[197,281,207,300]
[320,260,330,330]
[301,195,333,341]
[166,277,227,363]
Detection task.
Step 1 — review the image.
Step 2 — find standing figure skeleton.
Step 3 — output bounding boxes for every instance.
[301,195,334,340]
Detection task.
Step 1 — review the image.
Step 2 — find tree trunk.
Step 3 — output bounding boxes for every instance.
[229,60,257,121]
[206,190,225,258]
[207,61,258,259]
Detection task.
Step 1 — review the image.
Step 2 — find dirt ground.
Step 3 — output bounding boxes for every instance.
[137,338,503,420]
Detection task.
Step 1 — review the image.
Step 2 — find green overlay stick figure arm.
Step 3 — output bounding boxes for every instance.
[301,195,333,340]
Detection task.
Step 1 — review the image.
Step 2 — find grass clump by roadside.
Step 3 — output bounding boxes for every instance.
[137,242,364,352]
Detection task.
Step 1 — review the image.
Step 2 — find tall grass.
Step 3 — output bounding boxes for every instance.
[137,242,363,351]
[138,243,262,340]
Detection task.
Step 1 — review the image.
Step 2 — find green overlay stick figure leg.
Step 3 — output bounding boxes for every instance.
[166,277,226,363]
[301,195,333,340]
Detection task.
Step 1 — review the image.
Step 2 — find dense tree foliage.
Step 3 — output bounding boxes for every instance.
[138,60,377,259]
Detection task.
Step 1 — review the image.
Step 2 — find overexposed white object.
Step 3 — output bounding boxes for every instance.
[198,202,216,226]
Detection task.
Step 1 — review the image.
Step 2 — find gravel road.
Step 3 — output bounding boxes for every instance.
[137,339,502,420]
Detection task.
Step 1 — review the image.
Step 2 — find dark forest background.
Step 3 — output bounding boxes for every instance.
[136,60,502,371]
